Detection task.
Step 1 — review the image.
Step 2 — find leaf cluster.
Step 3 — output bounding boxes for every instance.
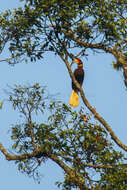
[8,83,127,189]
[0,0,126,63]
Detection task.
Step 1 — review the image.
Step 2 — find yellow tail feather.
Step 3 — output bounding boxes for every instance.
[69,90,79,108]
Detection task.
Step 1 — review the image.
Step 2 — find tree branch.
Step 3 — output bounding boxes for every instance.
[64,29,127,66]
[61,155,120,170]
[73,36,127,65]
[0,142,40,161]
[0,140,124,171]
[63,57,127,151]
[0,142,90,190]
[49,154,90,190]
[47,28,127,151]
[114,39,127,49]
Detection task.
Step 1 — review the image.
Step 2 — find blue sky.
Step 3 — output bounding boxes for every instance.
[0,1,127,190]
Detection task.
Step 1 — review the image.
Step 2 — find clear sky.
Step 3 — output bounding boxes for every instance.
[0,1,127,190]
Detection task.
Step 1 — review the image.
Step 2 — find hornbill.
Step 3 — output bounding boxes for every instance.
[69,58,84,107]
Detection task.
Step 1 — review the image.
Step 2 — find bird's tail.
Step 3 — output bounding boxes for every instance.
[69,90,79,108]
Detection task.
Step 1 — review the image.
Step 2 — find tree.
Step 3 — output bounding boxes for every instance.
[0,0,127,189]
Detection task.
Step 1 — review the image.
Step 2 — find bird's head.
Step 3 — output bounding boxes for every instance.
[74,58,83,67]
[74,58,82,64]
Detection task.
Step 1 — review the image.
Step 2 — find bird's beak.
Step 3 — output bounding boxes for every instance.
[74,58,78,63]
[70,58,79,67]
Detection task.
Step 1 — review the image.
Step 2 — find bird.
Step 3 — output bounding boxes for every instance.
[69,58,84,108]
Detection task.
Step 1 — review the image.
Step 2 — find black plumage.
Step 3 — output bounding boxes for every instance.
[72,66,84,91]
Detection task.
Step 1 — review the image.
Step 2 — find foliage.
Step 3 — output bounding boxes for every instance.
[8,83,127,189]
[0,0,126,64]
[0,0,127,189]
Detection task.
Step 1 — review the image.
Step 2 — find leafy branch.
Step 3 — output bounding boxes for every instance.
[0,83,126,189]
[60,54,127,151]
